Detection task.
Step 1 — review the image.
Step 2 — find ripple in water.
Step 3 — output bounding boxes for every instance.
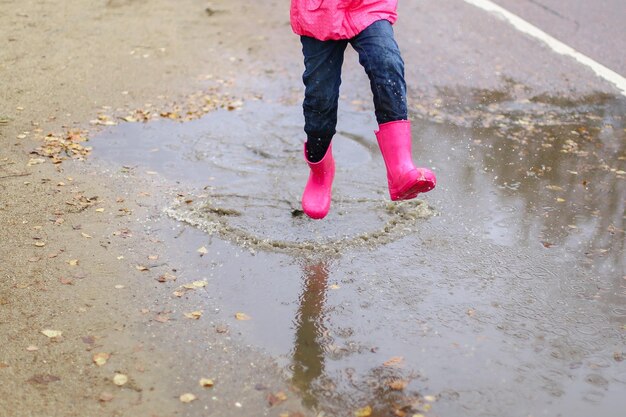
[165,193,436,255]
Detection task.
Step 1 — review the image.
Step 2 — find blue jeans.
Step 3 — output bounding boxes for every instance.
[301,19,408,141]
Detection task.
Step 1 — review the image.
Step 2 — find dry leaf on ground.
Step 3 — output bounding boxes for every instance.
[182,280,207,289]
[383,356,404,367]
[155,314,170,323]
[179,393,197,403]
[235,312,251,321]
[93,352,110,366]
[267,391,287,406]
[41,329,62,338]
[184,311,203,320]
[354,405,372,417]
[199,378,214,387]
[387,379,408,390]
[113,373,128,386]
[157,272,176,283]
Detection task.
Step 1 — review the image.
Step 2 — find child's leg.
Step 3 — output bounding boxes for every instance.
[349,19,407,125]
[350,21,436,200]
[301,36,348,162]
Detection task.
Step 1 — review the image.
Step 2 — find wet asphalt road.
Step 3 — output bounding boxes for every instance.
[492,0,626,75]
[88,0,625,416]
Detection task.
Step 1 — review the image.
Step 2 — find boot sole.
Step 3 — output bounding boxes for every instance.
[392,179,435,201]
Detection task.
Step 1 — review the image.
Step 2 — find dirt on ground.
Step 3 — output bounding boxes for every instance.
[1,1,307,416]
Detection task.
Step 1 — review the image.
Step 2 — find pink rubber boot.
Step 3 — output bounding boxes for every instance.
[302,143,335,219]
[375,120,436,201]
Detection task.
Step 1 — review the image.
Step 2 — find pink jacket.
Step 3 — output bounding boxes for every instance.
[290,0,398,41]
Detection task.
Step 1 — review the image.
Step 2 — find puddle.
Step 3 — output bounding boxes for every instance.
[90,94,626,416]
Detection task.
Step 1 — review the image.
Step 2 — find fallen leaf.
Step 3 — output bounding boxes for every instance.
[423,395,437,402]
[155,314,170,323]
[179,393,197,403]
[354,405,372,417]
[172,291,184,298]
[199,378,214,387]
[184,311,203,320]
[93,352,110,366]
[114,285,125,289]
[383,356,404,367]
[215,325,229,334]
[186,280,207,289]
[41,329,63,338]
[387,379,408,390]
[135,265,149,271]
[99,391,114,402]
[148,255,159,260]
[235,312,251,321]
[68,259,79,266]
[27,158,45,166]
[26,345,39,351]
[157,272,176,283]
[59,277,73,285]
[81,233,93,239]
[267,391,287,406]
[95,208,105,213]
[545,185,564,191]
[329,284,340,290]
[34,242,46,247]
[113,228,132,238]
[27,374,60,384]
[113,373,128,386]
[197,246,208,256]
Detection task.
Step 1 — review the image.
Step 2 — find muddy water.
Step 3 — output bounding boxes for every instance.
[91,94,625,416]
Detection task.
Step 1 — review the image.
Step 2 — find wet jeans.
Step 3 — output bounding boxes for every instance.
[301,19,408,141]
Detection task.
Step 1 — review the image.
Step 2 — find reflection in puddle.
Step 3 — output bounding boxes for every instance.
[291,260,329,409]
[90,94,626,416]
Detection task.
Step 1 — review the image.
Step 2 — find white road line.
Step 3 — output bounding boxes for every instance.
[463,0,626,96]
